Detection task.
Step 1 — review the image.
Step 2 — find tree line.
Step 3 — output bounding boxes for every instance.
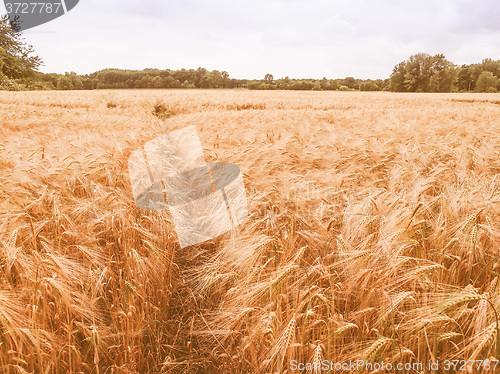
[246,74,386,91]
[37,68,247,90]
[389,53,500,93]
[1,16,500,92]
[37,70,387,92]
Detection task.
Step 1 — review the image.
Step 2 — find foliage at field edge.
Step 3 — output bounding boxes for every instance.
[0,15,44,91]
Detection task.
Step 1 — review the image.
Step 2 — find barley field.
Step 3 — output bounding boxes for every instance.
[1,89,500,373]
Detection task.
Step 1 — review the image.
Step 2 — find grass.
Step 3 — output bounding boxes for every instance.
[1,89,500,372]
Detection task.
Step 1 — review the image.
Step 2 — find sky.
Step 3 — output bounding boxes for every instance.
[3,0,500,79]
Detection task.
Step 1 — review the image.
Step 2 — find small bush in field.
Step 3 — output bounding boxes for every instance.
[153,100,176,119]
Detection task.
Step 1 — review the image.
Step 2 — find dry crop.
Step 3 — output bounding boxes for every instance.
[1,89,500,373]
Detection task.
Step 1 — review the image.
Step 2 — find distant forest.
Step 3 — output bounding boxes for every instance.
[1,16,500,92]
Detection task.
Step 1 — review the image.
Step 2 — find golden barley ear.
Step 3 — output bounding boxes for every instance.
[310,344,324,374]
[261,317,297,372]
[361,337,392,363]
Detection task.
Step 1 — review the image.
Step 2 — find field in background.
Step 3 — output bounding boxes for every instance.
[1,90,500,373]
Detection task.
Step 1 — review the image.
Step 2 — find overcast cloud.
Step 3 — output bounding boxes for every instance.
[3,0,499,79]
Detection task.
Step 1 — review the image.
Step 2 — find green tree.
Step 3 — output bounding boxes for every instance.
[181,80,195,88]
[428,54,456,92]
[162,76,176,88]
[389,61,406,91]
[389,53,456,92]
[264,73,274,84]
[246,81,260,90]
[152,76,163,88]
[276,76,290,89]
[481,58,500,78]
[57,76,74,90]
[290,80,314,90]
[221,70,229,88]
[475,71,498,92]
[329,79,340,90]
[73,76,83,89]
[320,77,329,90]
[403,53,434,92]
[468,64,483,91]
[199,71,224,88]
[66,72,83,90]
[39,72,59,88]
[0,15,42,87]
[457,65,473,92]
[360,80,379,91]
[342,76,358,89]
